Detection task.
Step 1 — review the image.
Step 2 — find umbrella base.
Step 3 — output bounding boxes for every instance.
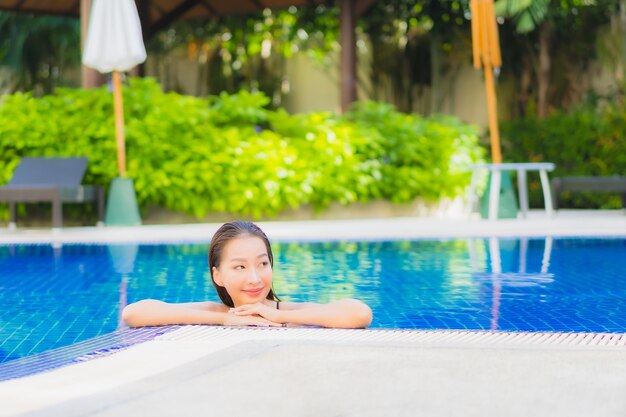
[105,177,141,226]
[480,171,519,219]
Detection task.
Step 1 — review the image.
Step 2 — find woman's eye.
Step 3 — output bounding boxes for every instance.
[235,265,245,270]
[260,261,269,267]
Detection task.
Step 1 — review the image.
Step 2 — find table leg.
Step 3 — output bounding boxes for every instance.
[97,186,105,227]
[52,194,62,229]
[9,202,16,229]
[488,170,501,221]
[517,169,528,218]
[467,170,479,217]
[539,169,553,217]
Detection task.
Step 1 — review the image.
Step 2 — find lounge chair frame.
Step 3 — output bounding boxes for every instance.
[550,176,626,209]
[0,157,105,228]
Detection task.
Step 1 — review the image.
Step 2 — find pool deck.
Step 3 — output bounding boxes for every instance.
[1,209,626,417]
[1,209,625,244]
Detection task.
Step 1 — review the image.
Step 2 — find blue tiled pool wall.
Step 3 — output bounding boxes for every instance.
[0,243,216,365]
[0,326,177,382]
[1,238,626,366]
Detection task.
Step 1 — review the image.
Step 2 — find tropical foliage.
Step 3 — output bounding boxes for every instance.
[501,100,626,208]
[148,6,339,106]
[0,3,620,118]
[495,0,614,118]
[0,78,484,221]
[358,0,472,114]
[0,11,80,94]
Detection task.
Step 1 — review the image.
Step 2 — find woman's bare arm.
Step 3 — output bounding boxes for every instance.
[122,299,281,327]
[232,299,373,329]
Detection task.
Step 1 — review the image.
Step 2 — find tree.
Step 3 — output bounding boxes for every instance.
[0,11,80,94]
[147,6,339,106]
[495,0,611,118]
[359,0,472,114]
[596,0,626,100]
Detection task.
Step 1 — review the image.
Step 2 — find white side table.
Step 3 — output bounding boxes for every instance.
[468,163,556,220]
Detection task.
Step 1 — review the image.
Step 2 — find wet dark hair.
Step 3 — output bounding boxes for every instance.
[208,221,280,307]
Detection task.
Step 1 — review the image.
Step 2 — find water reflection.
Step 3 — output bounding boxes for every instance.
[0,244,122,363]
[274,240,481,328]
[107,244,139,328]
[2,237,625,363]
[467,237,554,330]
[273,238,560,330]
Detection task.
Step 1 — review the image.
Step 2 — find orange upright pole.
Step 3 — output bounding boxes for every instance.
[474,0,503,164]
[470,0,482,69]
[112,71,126,177]
[485,0,502,68]
[340,0,357,113]
[484,64,502,163]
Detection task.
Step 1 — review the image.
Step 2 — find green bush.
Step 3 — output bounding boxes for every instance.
[345,101,485,203]
[0,78,484,221]
[501,102,626,209]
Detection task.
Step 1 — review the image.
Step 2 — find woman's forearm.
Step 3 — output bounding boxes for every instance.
[122,299,226,327]
[280,299,372,329]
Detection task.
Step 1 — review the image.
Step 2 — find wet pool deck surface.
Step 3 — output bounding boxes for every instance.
[1,210,626,417]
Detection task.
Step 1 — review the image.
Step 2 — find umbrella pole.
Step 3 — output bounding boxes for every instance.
[112,71,126,177]
[105,72,141,226]
[483,63,502,164]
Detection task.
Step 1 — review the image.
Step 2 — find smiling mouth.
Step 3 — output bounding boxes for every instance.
[242,288,264,295]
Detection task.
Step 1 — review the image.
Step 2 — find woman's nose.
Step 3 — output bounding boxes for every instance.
[247,269,261,284]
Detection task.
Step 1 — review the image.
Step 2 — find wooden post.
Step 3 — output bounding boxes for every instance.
[484,64,502,164]
[81,0,105,88]
[471,0,503,163]
[133,0,151,77]
[621,0,626,85]
[112,71,126,177]
[340,0,357,113]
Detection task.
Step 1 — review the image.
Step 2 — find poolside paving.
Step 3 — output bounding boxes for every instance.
[0,209,625,244]
[3,333,626,417]
[1,210,626,417]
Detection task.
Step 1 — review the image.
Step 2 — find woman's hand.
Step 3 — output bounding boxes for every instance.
[222,311,282,327]
[230,302,283,324]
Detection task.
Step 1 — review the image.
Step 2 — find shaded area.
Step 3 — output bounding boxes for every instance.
[0,0,371,111]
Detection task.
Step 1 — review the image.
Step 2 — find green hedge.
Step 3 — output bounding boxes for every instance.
[501,102,626,209]
[0,78,484,220]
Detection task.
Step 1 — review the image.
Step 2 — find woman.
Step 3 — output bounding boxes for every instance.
[122,221,373,329]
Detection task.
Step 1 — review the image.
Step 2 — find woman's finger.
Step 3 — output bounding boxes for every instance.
[234,303,270,315]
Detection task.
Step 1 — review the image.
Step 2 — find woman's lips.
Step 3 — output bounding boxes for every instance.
[242,288,263,296]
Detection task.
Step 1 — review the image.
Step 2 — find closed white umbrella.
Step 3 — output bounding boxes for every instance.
[83,0,146,177]
[82,0,146,225]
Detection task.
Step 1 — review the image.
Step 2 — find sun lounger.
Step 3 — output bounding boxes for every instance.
[550,176,626,209]
[0,157,104,228]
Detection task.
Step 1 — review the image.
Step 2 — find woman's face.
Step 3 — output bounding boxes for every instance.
[212,236,273,307]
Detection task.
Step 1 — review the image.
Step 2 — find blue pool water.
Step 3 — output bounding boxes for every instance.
[1,237,626,365]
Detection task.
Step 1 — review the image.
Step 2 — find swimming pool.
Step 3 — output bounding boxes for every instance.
[1,237,625,366]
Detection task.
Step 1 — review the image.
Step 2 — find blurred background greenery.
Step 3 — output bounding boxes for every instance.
[0,78,484,219]
[1,0,625,220]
